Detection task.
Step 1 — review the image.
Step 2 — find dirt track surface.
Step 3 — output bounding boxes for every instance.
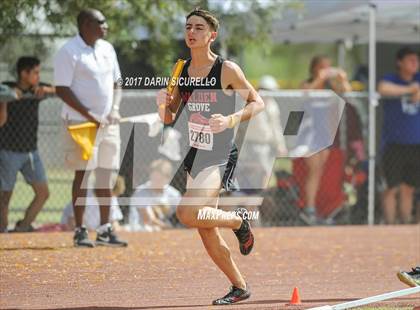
[1,226,419,310]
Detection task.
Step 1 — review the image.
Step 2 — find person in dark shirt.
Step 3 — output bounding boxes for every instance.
[0,57,55,232]
[378,47,420,224]
[0,84,21,127]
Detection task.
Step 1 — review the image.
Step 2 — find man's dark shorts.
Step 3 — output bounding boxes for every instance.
[382,144,420,188]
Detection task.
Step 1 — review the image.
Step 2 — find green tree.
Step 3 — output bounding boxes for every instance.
[0,0,289,75]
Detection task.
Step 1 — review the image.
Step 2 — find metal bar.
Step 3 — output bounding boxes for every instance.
[367,2,377,226]
[334,286,420,310]
[308,286,420,310]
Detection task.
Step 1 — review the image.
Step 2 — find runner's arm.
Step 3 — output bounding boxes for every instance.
[223,61,264,127]
[157,64,182,124]
[157,86,182,124]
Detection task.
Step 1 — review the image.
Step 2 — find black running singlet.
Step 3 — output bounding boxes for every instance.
[177,56,237,176]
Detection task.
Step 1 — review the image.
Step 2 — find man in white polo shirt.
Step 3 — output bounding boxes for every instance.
[54,8,127,247]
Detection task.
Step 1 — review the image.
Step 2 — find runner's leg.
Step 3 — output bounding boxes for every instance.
[176,166,246,289]
[199,227,246,289]
[176,166,242,229]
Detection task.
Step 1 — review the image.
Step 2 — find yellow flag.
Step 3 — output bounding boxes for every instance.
[67,122,98,160]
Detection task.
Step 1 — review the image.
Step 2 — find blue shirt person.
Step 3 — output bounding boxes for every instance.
[378,47,420,225]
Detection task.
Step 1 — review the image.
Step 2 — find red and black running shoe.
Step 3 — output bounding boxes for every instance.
[212,284,251,305]
[233,208,254,255]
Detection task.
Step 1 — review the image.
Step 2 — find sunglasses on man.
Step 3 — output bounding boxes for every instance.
[91,18,106,25]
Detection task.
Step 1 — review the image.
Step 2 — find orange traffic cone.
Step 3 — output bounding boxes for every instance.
[288,287,302,305]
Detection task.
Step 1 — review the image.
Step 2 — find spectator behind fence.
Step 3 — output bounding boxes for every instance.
[0,57,55,233]
[0,101,5,128]
[54,9,127,247]
[0,84,22,127]
[296,55,351,225]
[129,159,181,231]
[378,47,420,224]
[61,175,125,231]
[293,101,366,223]
[236,75,287,191]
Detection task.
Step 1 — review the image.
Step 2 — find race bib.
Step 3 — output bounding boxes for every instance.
[188,122,213,151]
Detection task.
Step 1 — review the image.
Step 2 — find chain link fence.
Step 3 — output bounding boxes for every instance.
[3,90,419,229]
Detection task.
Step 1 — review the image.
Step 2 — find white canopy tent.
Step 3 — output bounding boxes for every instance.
[272,0,420,225]
[273,0,419,44]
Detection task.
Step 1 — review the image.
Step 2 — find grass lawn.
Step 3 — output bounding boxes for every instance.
[8,168,73,224]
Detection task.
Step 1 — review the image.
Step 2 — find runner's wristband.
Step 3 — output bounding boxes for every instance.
[227,115,239,128]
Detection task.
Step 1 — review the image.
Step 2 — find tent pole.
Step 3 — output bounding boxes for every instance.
[337,40,347,152]
[338,40,346,69]
[368,2,377,226]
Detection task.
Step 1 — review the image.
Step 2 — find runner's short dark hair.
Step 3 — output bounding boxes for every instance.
[186,8,219,32]
[16,56,40,77]
[396,46,418,61]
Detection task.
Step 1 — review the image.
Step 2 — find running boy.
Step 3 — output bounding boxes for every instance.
[156,8,264,305]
